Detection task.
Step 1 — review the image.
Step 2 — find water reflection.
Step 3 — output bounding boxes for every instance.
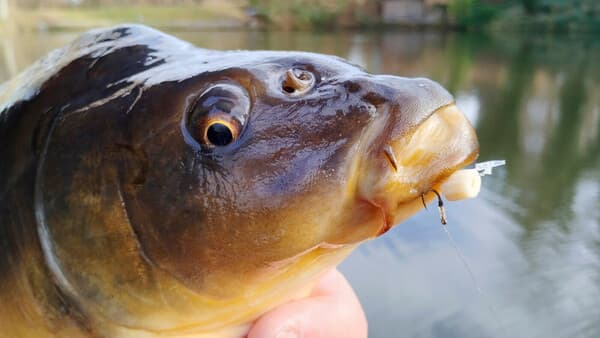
[1,28,599,337]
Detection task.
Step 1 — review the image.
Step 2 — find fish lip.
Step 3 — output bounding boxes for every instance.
[358,103,479,236]
[377,147,479,235]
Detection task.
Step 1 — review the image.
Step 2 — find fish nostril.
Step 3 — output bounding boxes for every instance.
[281,68,315,95]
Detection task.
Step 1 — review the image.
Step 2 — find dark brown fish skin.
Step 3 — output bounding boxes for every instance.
[0,25,472,336]
[0,37,163,336]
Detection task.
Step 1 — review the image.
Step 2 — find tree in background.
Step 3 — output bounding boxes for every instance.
[521,0,538,14]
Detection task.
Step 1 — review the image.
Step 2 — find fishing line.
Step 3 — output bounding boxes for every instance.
[439,222,508,336]
[429,190,507,336]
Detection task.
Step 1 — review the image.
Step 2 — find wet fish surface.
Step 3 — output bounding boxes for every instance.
[0,25,478,337]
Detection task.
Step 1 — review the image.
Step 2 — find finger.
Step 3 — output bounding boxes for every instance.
[247,269,367,338]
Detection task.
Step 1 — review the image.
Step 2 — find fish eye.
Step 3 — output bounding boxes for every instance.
[205,120,236,146]
[281,68,315,95]
[184,84,250,148]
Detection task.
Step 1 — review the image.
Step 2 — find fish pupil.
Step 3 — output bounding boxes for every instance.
[207,123,233,146]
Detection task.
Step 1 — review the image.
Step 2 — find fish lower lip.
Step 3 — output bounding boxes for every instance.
[360,104,479,229]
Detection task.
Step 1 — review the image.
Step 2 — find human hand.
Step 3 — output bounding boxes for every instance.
[247,268,368,338]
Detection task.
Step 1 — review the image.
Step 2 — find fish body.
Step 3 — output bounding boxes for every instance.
[0,25,478,337]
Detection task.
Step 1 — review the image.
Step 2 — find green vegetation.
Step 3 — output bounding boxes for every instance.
[492,0,600,33]
[2,2,246,31]
[450,0,600,32]
[248,0,358,30]
[50,6,241,23]
[0,0,598,32]
[249,0,600,32]
[448,0,504,29]
[291,5,339,29]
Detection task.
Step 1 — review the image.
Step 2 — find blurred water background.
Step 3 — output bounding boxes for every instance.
[1,1,599,337]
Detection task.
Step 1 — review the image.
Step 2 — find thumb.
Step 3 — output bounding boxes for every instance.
[247,269,367,338]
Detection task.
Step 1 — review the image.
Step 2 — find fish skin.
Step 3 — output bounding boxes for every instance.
[0,24,477,337]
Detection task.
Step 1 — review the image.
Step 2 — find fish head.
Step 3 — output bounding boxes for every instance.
[34,26,478,335]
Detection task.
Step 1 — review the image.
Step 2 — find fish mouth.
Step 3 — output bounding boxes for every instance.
[358,103,479,235]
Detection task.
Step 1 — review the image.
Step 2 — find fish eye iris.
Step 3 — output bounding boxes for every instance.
[183,83,249,148]
[206,122,234,146]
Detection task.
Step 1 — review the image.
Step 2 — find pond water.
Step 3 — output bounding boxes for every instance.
[2,29,599,338]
